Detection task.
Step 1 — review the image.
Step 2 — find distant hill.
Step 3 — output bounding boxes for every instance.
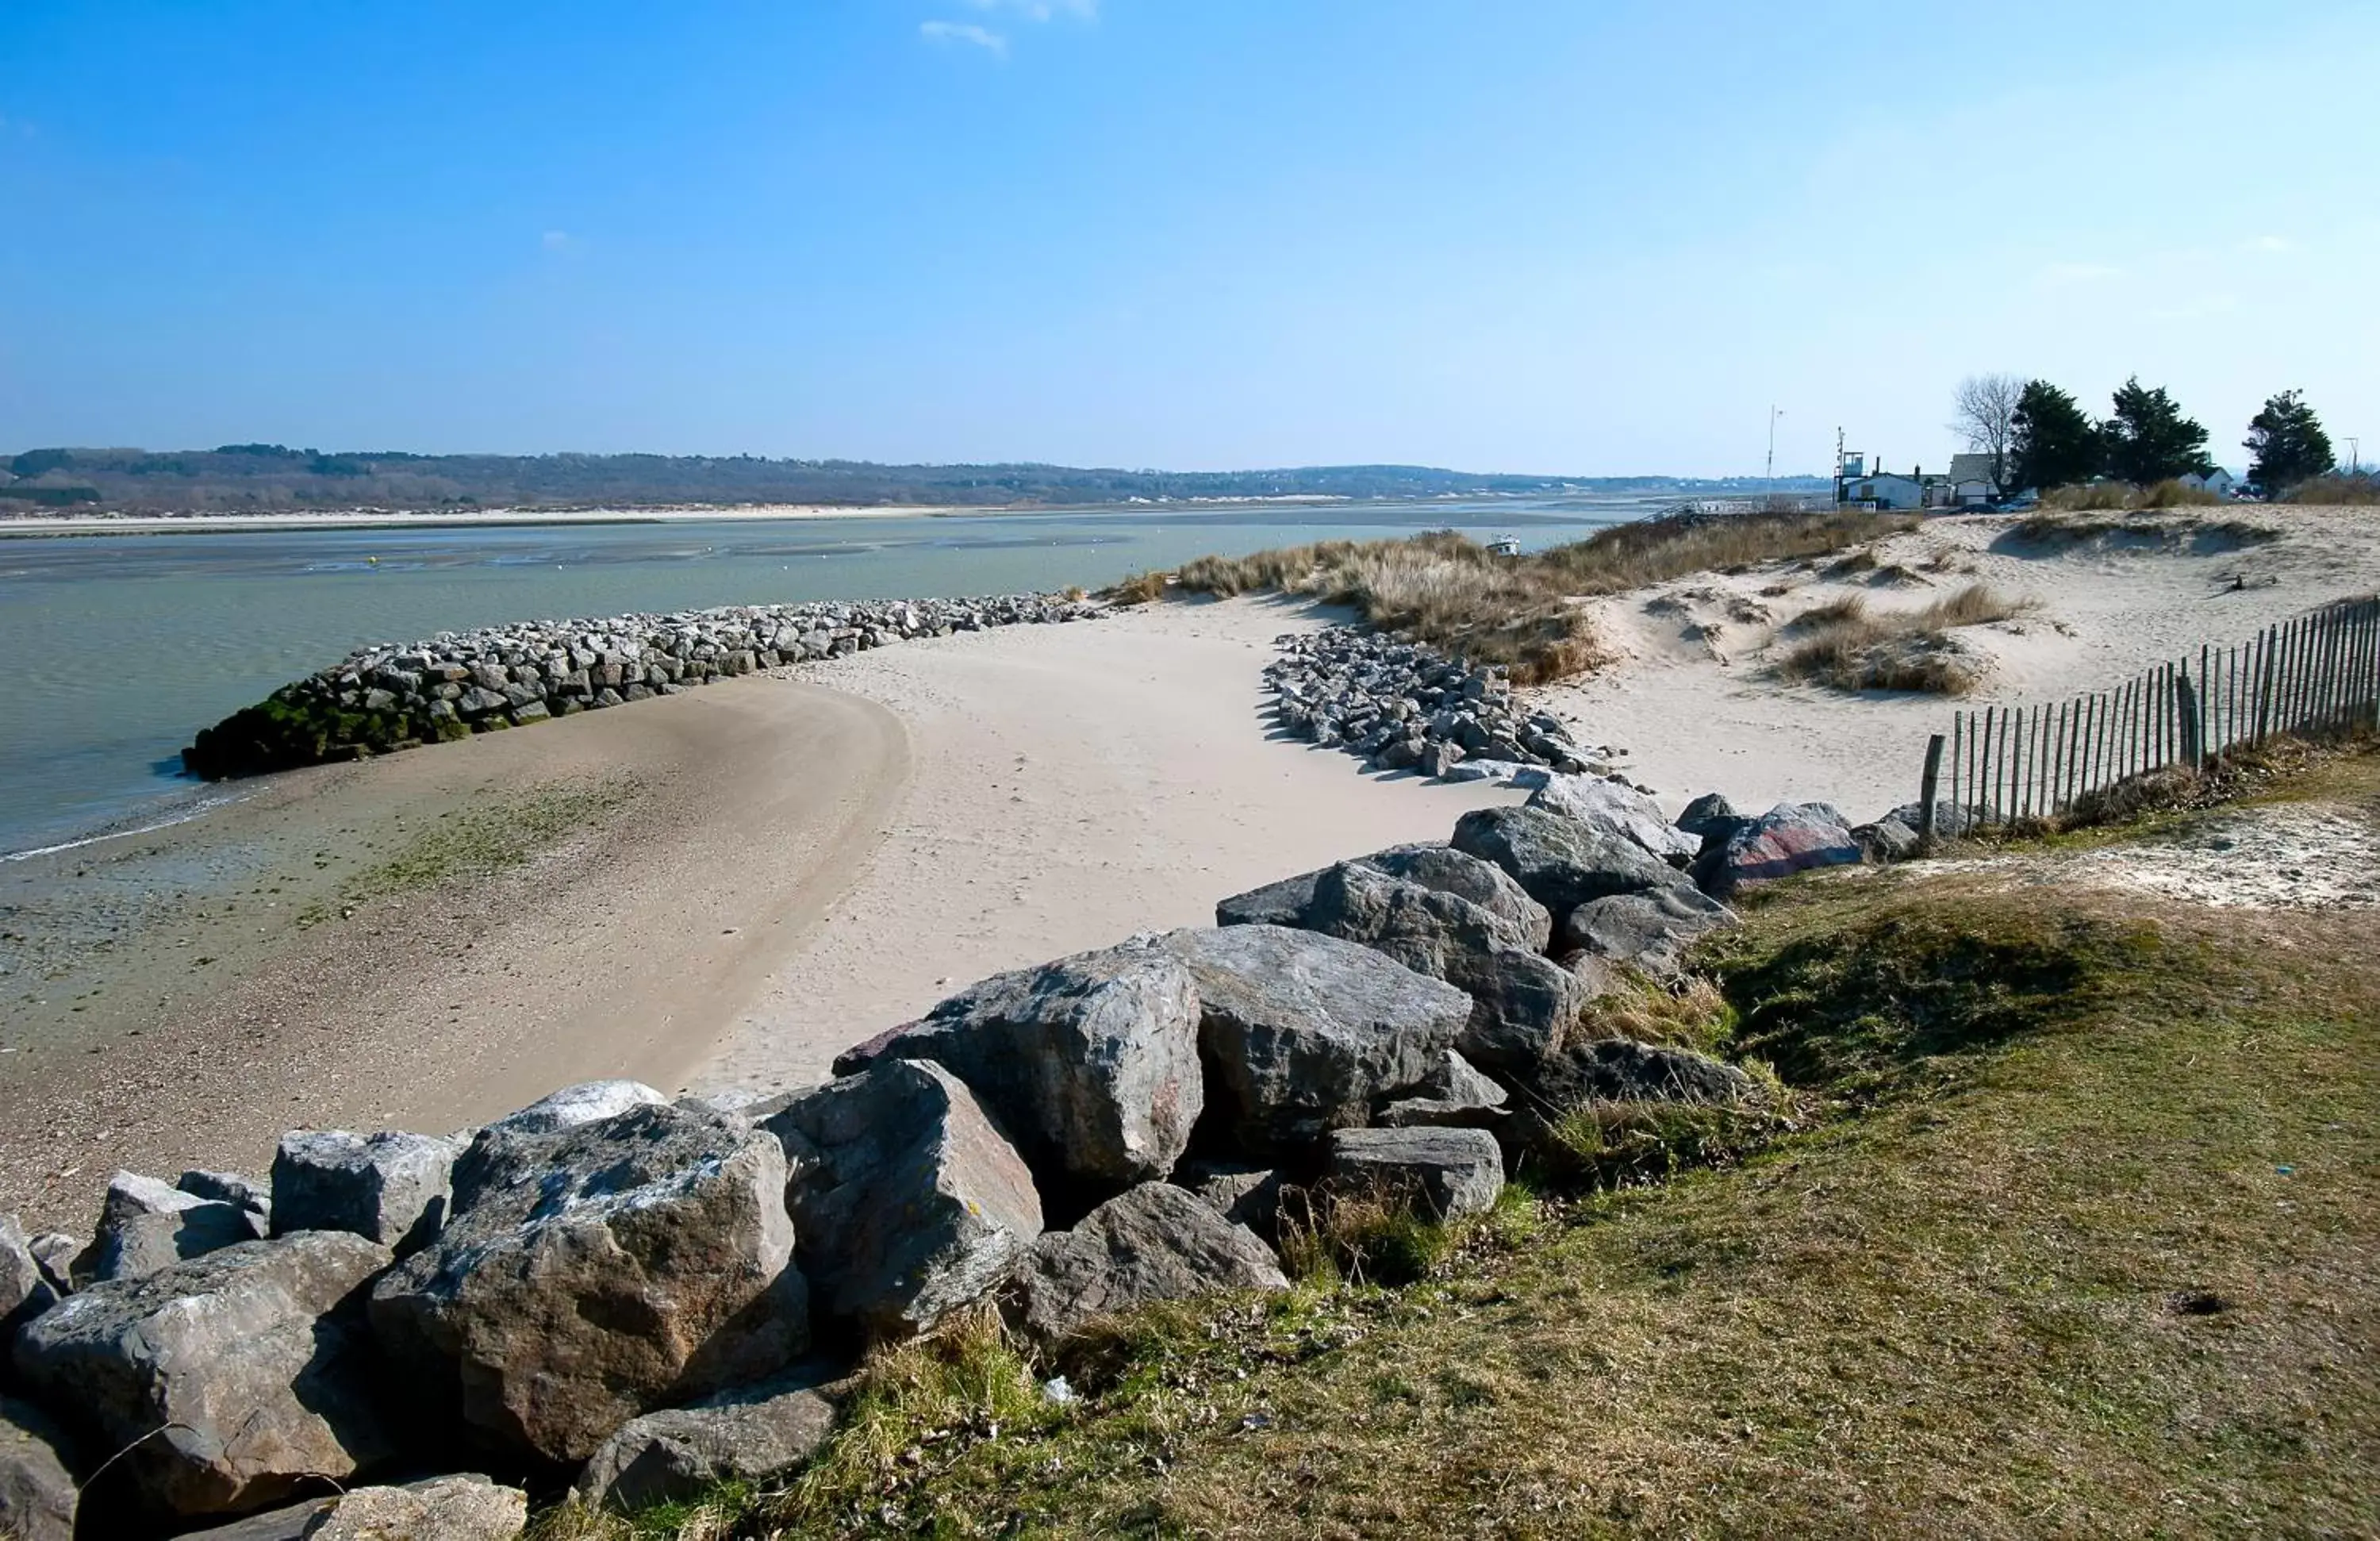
[0,445,1826,515]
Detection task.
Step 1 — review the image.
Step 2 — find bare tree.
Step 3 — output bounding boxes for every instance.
[1949,373,2025,486]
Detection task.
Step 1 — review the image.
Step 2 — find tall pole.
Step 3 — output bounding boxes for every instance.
[1767,405,1784,483]
[2350,436,2363,475]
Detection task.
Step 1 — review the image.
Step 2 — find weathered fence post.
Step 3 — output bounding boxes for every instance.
[2177,668,2202,771]
[1918,732,1945,855]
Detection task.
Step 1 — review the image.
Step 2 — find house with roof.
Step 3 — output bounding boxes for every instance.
[2179,468,2238,498]
[1945,453,2000,508]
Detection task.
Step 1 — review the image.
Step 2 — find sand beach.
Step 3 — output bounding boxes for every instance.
[6,508,2378,1229]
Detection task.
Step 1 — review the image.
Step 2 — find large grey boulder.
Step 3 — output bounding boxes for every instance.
[24,1235,79,1299]
[1851,815,1921,864]
[0,1397,76,1541]
[479,1079,668,1139]
[75,1170,263,1285]
[1527,775,1702,865]
[1355,845,1553,950]
[371,1103,805,1466]
[843,943,1203,1188]
[178,1475,526,1541]
[572,1368,838,1512]
[1326,1127,1506,1220]
[1004,1183,1287,1349]
[271,1130,458,1256]
[1696,801,1863,897]
[1,1216,55,1337]
[1157,926,1472,1154]
[1674,792,1741,840]
[1303,863,1588,1075]
[178,1170,272,1228]
[1556,887,1738,977]
[1216,845,1550,952]
[1214,869,1324,928]
[1451,805,1690,915]
[764,1059,1044,1340]
[12,1233,397,1523]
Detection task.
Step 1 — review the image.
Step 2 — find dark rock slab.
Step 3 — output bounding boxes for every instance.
[572,1368,839,1513]
[1325,1126,1506,1220]
[75,1171,263,1286]
[1697,801,1862,897]
[1556,886,1738,977]
[0,1397,76,1541]
[271,1129,458,1257]
[1451,805,1689,915]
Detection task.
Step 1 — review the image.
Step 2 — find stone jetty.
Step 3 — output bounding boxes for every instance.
[1264,627,1630,783]
[0,771,1915,1539]
[180,594,1103,780]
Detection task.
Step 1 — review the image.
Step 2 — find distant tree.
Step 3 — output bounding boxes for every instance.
[2008,380,2102,491]
[1948,373,2025,486]
[2244,390,2335,494]
[2102,377,2214,484]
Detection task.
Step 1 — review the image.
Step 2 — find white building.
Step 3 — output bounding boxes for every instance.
[2182,468,2238,498]
[1843,471,1925,510]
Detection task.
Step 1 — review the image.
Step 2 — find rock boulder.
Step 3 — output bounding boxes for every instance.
[1326,1127,1506,1220]
[1451,805,1689,915]
[1697,802,1863,896]
[1157,925,1471,1153]
[478,1079,670,1139]
[12,1233,398,1523]
[75,1170,263,1285]
[1,1216,55,1338]
[371,1103,805,1466]
[0,1397,77,1541]
[1556,886,1738,977]
[1526,775,1702,865]
[1004,1183,1287,1349]
[572,1368,838,1513]
[844,943,1203,1188]
[271,1130,457,1257]
[764,1059,1044,1340]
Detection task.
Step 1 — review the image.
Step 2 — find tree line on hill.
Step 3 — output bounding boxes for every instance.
[0,448,1814,516]
[1952,375,2349,498]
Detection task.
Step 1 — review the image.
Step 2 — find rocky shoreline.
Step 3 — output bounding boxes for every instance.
[180,594,1104,780]
[0,771,1915,1539]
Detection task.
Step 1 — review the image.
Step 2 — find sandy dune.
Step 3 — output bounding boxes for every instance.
[1537,508,2380,820]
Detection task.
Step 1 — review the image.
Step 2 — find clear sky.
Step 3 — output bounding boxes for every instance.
[2,1,2374,476]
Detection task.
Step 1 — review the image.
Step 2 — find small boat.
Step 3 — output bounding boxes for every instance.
[1485,536,1522,558]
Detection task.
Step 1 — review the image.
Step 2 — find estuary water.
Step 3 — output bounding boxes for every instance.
[0,494,1660,855]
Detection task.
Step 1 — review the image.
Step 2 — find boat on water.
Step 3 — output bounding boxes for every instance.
[1485,536,1522,558]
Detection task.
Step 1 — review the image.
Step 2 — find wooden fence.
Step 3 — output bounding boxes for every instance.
[1917,594,2380,833]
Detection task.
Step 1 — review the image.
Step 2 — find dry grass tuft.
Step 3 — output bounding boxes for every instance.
[1775,582,2029,694]
[1161,510,1912,684]
[2040,478,2225,512]
[2281,471,2380,505]
[1103,569,1169,605]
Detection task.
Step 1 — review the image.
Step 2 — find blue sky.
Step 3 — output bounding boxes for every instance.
[2,1,2374,476]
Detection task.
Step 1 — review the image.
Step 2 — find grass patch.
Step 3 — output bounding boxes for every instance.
[2279,471,2380,505]
[2040,478,2225,511]
[1774,582,2029,694]
[298,774,638,925]
[1276,1180,1461,1288]
[1153,510,1913,684]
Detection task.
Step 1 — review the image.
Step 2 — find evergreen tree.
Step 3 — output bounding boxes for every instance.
[2102,377,2214,485]
[2244,390,2335,494]
[2008,380,2102,491]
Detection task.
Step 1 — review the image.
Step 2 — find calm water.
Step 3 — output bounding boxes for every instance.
[0,495,1664,855]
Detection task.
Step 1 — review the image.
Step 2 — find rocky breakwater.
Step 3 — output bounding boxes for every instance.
[1265,626,1635,786]
[1,774,1920,1539]
[181,594,1103,780]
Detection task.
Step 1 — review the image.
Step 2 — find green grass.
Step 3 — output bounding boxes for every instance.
[568,750,2380,1538]
[297,774,638,925]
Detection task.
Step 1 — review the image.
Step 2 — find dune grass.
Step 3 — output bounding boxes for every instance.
[2040,478,2225,512]
[1774,582,2031,694]
[1111,509,1914,685]
[2281,471,2380,505]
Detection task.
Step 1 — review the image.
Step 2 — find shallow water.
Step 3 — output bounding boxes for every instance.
[0,495,1656,854]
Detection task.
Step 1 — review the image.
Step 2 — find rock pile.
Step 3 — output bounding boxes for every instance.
[1264,628,1630,783]
[182,594,1103,780]
[0,773,1908,1539]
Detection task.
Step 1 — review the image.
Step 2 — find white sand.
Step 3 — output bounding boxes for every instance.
[1533,508,2380,822]
[694,597,1523,1095]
